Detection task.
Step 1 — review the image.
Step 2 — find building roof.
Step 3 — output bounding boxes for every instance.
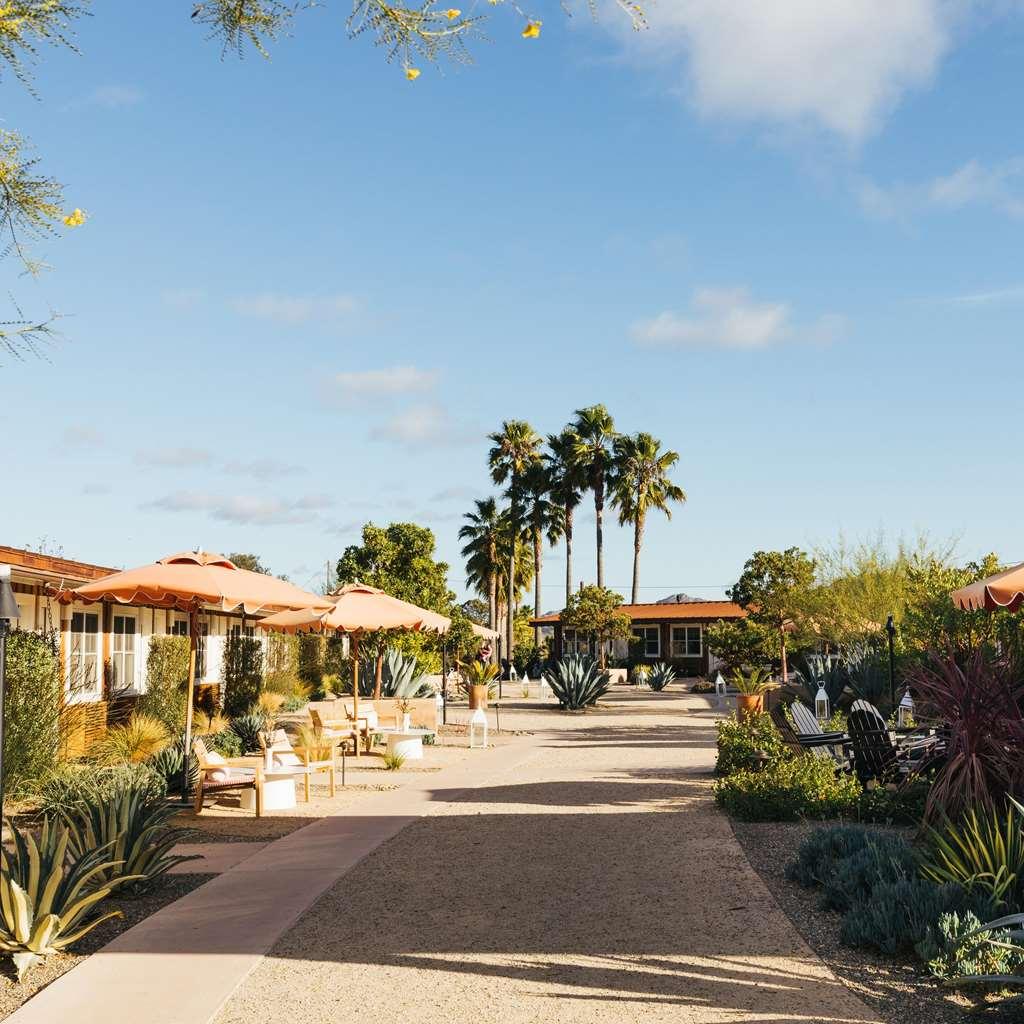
[530,600,746,626]
[0,545,119,586]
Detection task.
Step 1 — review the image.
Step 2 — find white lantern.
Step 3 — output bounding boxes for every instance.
[898,690,914,728]
[469,707,488,749]
[714,672,727,707]
[815,685,830,721]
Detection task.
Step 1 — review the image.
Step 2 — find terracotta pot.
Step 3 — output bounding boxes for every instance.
[735,693,764,717]
[469,684,489,710]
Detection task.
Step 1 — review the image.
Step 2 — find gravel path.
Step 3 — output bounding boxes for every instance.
[216,692,883,1024]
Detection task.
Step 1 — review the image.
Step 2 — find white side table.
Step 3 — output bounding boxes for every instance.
[385,730,433,761]
[239,770,297,811]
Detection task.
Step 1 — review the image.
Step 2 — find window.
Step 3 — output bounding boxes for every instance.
[112,613,137,691]
[562,629,591,656]
[632,625,660,658]
[167,615,188,637]
[671,625,702,658]
[196,621,209,679]
[229,622,255,639]
[69,611,100,698]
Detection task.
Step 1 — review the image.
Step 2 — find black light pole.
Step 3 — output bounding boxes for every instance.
[440,639,448,726]
[885,615,897,713]
[0,565,22,823]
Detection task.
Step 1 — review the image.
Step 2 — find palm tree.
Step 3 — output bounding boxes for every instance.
[610,432,686,604]
[459,498,502,633]
[546,428,585,605]
[487,420,542,662]
[569,404,618,589]
[518,460,561,648]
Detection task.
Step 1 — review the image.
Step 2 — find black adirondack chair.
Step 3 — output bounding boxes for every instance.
[846,699,943,786]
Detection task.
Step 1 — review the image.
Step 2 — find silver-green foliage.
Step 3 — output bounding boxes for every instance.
[543,654,610,711]
[357,648,432,698]
[0,818,141,981]
[646,662,677,691]
[62,786,198,896]
[36,762,166,818]
[924,910,1024,983]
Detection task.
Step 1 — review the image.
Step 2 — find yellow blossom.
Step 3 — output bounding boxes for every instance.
[445,8,461,18]
[63,208,87,228]
[405,67,421,81]
[521,20,541,38]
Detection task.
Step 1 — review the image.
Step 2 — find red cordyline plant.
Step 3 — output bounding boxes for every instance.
[908,648,1024,824]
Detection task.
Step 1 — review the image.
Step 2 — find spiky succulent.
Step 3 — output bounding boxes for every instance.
[646,662,677,692]
[543,654,610,711]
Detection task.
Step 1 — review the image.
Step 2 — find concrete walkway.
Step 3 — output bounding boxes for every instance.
[10,693,883,1024]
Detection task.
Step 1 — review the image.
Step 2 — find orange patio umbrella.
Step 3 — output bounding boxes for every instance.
[257,582,450,722]
[951,562,1024,613]
[66,551,332,794]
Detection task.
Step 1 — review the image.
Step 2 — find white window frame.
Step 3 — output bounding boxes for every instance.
[670,625,702,658]
[111,611,140,693]
[167,613,189,637]
[67,610,102,703]
[632,625,660,658]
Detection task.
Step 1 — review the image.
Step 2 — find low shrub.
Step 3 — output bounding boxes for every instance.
[36,762,166,817]
[690,680,715,694]
[543,655,610,711]
[821,835,918,912]
[0,818,139,981]
[94,714,171,765]
[785,824,875,887]
[146,736,198,794]
[839,878,996,956]
[856,780,931,826]
[715,712,787,777]
[206,728,243,758]
[382,751,405,771]
[714,756,862,822]
[281,694,309,713]
[923,910,1024,982]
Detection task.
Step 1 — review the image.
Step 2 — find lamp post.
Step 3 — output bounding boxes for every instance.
[0,565,22,822]
[885,615,897,713]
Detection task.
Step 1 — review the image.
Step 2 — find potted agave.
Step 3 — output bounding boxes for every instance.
[731,667,772,717]
[464,661,499,710]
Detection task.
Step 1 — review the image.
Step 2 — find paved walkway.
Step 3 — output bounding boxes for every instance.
[11,693,882,1024]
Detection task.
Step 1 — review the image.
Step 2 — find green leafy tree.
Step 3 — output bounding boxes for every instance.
[729,548,817,681]
[568,404,618,589]
[488,420,542,661]
[610,431,686,604]
[704,619,773,675]
[336,521,457,677]
[518,460,561,647]
[228,552,271,574]
[560,584,631,668]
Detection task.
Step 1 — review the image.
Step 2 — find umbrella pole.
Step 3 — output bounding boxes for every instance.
[351,634,360,756]
[181,607,198,803]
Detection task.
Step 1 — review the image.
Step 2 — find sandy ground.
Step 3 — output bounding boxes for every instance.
[215,690,883,1024]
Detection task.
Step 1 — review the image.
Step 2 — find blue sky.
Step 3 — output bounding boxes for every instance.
[3,1,1023,605]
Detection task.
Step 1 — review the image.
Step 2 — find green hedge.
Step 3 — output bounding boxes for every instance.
[138,635,190,733]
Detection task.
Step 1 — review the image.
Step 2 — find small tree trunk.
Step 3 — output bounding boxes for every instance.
[595,475,605,589]
[564,508,574,605]
[373,649,384,700]
[533,526,543,649]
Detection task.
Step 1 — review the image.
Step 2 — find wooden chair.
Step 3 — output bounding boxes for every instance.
[309,708,360,759]
[789,700,850,768]
[193,738,264,817]
[847,699,943,786]
[769,704,849,769]
[258,728,336,801]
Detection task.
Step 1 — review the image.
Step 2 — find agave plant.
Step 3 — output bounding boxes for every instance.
[543,654,610,711]
[646,662,677,692]
[357,648,433,698]
[843,641,892,716]
[62,785,199,897]
[787,654,847,709]
[146,736,199,794]
[229,709,273,753]
[922,798,1024,910]
[0,818,142,981]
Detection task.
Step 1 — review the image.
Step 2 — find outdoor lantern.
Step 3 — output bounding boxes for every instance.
[898,690,914,728]
[468,707,488,749]
[815,684,830,721]
[0,565,21,820]
[714,671,727,707]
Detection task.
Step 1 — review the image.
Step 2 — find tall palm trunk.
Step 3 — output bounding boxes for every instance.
[506,481,517,672]
[487,568,497,633]
[564,507,574,604]
[631,509,645,604]
[594,473,605,589]
[533,525,542,649]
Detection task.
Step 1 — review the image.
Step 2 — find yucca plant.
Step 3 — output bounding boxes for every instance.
[62,786,198,897]
[646,662,677,692]
[0,818,142,981]
[146,736,199,794]
[94,714,171,765]
[731,666,773,695]
[543,654,610,711]
[922,798,1024,910]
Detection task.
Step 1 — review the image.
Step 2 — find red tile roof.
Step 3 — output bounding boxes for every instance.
[531,601,746,626]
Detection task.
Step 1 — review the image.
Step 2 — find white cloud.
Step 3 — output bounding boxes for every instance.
[322,365,439,405]
[136,447,213,468]
[631,287,844,350]
[369,403,479,449]
[222,457,305,479]
[144,491,333,526]
[946,284,1024,306]
[859,157,1024,220]
[616,0,954,141]
[231,293,357,324]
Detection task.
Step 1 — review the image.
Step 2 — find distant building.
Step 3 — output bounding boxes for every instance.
[531,600,747,677]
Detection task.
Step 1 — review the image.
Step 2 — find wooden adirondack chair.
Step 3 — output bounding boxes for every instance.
[308,708,360,759]
[788,700,850,768]
[846,699,942,786]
